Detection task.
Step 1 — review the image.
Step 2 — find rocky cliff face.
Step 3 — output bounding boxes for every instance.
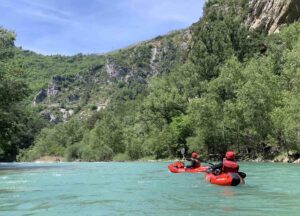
[246,0,300,34]
[29,28,192,124]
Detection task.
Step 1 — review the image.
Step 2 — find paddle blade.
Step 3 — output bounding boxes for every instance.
[180,148,185,156]
[238,172,246,179]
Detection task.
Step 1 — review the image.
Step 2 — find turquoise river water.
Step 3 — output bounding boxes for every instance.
[0,162,299,216]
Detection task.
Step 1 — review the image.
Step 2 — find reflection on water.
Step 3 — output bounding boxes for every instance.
[219,187,236,197]
[0,162,299,216]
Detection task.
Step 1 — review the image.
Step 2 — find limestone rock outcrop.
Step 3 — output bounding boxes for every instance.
[33,88,47,104]
[246,0,300,34]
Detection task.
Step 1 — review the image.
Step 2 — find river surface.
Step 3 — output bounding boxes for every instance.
[0,162,299,216]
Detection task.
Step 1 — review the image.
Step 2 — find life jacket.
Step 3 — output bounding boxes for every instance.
[222,158,238,173]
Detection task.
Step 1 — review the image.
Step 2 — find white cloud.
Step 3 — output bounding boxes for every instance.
[1,0,77,26]
[20,0,72,17]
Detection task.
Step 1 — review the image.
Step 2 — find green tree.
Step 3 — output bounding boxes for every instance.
[0,28,38,161]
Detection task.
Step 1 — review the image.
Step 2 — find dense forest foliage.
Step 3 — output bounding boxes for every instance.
[0,29,48,161]
[1,0,300,162]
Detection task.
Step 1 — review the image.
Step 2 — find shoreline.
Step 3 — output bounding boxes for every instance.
[1,157,300,164]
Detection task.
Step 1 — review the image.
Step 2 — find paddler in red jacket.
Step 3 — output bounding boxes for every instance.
[209,151,239,174]
[185,152,201,169]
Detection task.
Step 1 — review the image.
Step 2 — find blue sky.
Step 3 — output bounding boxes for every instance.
[0,0,205,55]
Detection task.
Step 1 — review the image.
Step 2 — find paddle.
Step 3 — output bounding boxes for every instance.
[201,160,247,178]
[202,161,214,166]
[238,172,246,179]
[180,148,186,161]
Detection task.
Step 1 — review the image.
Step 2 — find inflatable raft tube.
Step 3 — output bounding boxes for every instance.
[168,161,208,173]
[205,172,245,186]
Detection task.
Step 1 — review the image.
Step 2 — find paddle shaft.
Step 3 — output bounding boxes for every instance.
[202,161,247,178]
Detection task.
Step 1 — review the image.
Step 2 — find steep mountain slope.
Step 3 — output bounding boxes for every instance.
[14,29,192,122]
[18,0,300,124]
